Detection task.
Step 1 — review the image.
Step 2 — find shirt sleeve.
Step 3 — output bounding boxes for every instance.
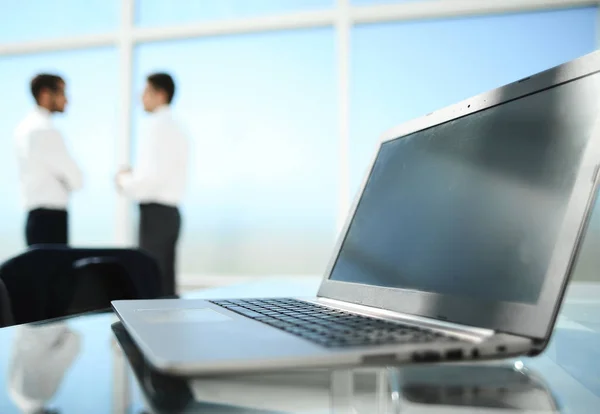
[118,126,162,200]
[29,129,83,192]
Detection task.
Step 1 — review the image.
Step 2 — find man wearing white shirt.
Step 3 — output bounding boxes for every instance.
[14,74,83,246]
[116,73,189,297]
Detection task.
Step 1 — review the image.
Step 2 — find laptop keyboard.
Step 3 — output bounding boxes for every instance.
[210,298,458,348]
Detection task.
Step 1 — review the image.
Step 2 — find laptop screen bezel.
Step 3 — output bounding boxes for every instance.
[317,51,600,340]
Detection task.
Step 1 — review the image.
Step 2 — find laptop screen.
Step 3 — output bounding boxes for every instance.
[329,73,600,305]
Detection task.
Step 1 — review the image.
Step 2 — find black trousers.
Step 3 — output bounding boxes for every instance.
[26,208,68,246]
[139,203,181,297]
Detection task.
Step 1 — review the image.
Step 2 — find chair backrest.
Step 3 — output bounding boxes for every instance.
[0,247,162,325]
[66,257,140,316]
[0,278,15,328]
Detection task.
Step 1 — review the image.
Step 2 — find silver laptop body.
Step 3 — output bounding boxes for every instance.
[113,51,600,376]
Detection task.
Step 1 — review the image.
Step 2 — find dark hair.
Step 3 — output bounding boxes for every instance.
[30,74,64,103]
[147,72,176,104]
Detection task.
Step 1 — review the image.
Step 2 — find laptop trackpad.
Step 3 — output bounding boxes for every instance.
[135,308,233,324]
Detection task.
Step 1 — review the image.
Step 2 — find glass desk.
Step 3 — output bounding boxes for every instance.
[0,278,598,413]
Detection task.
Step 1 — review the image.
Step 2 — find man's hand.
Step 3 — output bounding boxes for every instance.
[115,166,132,191]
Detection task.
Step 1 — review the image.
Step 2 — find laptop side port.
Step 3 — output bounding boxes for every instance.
[411,351,441,362]
[362,353,398,365]
[445,349,464,360]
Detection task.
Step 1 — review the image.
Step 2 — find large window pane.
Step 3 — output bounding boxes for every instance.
[0,47,118,258]
[0,0,119,43]
[350,8,597,199]
[134,29,337,276]
[135,0,333,27]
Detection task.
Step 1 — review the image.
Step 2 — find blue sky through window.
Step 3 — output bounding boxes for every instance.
[0,0,119,43]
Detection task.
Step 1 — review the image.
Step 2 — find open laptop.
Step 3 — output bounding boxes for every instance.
[113,50,600,376]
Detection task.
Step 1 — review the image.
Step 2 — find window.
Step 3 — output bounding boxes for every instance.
[0,47,119,257]
[134,29,337,276]
[0,0,119,43]
[135,0,334,27]
[349,7,598,200]
[1,1,598,282]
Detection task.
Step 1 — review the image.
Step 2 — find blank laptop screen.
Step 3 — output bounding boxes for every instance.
[329,73,600,304]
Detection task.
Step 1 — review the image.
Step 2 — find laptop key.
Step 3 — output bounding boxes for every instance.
[235,309,266,318]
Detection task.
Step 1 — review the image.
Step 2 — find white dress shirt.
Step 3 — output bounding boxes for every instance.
[14,107,83,211]
[119,105,189,206]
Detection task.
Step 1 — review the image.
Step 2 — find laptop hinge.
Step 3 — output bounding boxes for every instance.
[309,297,495,343]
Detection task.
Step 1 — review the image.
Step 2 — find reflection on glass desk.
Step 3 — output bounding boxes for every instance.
[8,322,81,414]
[114,319,561,413]
[0,278,597,413]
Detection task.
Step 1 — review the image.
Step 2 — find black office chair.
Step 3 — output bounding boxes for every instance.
[0,247,163,325]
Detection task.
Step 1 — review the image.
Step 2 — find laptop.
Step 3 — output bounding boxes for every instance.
[113,50,600,376]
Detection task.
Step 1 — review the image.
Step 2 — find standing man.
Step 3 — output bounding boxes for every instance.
[116,72,189,297]
[14,74,83,246]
